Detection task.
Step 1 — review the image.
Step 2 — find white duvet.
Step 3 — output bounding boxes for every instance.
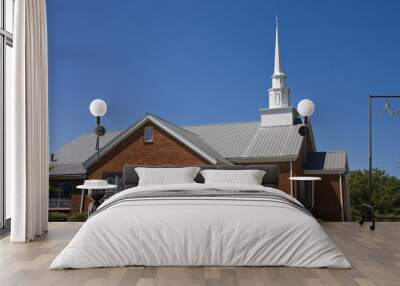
[50,183,351,269]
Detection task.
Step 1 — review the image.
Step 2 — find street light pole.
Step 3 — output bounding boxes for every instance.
[95,116,102,160]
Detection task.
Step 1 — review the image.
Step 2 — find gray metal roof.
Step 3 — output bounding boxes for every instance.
[49,163,86,177]
[50,113,336,177]
[50,114,232,176]
[304,151,348,174]
[51,132,120,165]
[184,122,260,158]
[184,122,304,162]
[49,132,120,177]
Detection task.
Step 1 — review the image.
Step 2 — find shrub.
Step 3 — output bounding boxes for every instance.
[49,212,68,222]
[67,212,88,222]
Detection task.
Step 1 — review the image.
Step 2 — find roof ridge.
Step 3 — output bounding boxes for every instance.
[147,113,201,136]
[309,150,347,154]
[183,121,259,128]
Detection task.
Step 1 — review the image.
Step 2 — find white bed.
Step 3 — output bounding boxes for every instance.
[50,183,351,269]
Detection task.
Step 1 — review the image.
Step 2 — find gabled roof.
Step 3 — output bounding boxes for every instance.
[50,113,232,177]
[184,122,305,162]
[83,113,232,168]
[304,151,349,174]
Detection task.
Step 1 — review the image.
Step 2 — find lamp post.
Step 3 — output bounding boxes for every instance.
[89,99,107,160]
[78,99,108,214]
[297,99,315,161]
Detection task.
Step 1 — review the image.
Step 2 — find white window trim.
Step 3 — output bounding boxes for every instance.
[144,126,154,143]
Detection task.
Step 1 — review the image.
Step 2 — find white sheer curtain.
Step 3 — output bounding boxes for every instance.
[8,0,49,242]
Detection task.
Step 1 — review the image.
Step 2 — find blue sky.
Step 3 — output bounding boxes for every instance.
[47,0,400,177]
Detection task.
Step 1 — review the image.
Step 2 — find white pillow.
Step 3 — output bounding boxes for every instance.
[135,167,200,186]
[200,169,266,185]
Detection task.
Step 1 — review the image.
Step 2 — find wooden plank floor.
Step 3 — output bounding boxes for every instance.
[0,222,399,286]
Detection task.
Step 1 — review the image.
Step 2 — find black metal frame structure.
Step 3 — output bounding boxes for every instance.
[359,95,400,230]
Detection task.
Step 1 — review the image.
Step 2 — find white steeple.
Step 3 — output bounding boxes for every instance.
[274,16,282,75]
[260,17,296,127]
[268,17,290,108]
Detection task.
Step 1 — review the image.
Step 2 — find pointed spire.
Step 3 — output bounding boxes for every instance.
[267,16,290,110]
[274,16,282,75]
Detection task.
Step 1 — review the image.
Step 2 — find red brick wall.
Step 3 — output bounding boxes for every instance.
[246,153,346,220]
[309,174,347,221]
[248,162,292,195]
[247,147,305,196]
[87,123,209,179]
[70,192,91,214]
[297,142,346,221]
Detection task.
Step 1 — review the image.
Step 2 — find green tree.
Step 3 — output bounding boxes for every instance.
[350,168,400,220]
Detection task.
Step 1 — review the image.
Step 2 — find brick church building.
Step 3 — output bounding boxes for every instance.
[50,21,350,221]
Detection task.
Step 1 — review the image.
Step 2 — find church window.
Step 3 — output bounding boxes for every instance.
[275,93,281,105]
[144,126,154,143]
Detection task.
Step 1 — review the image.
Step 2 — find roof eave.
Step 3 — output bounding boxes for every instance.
[49,173,86,179]
[304,169,348,175]
[228,155,298,163]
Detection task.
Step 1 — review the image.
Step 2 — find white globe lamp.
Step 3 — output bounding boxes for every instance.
[90,99,107,117]
[297,99,315,117]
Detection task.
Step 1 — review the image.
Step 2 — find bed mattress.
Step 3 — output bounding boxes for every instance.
[50,183,351,269]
